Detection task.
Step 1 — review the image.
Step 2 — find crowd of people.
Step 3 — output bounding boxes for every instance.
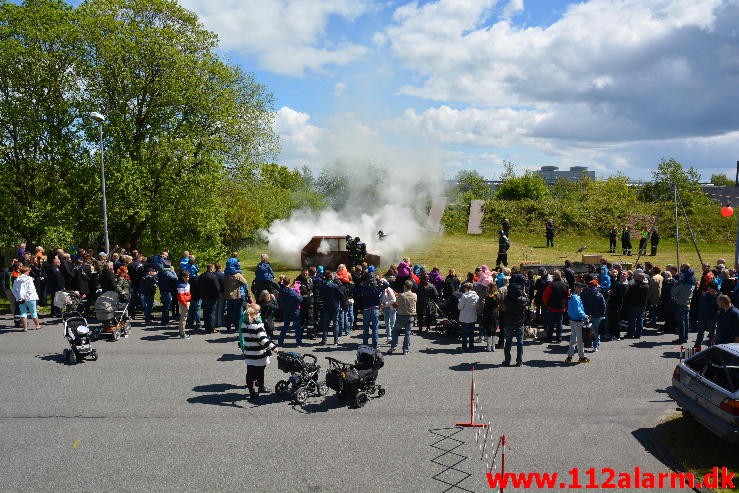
[3,242,739,369]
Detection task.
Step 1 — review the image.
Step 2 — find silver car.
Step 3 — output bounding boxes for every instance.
[667,343,739,443]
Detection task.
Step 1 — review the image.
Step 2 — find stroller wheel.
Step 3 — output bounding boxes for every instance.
[354,392,368,408]
[294,386,308,404]
[377,387,385,398]
[63,348,70,363]
[275,380,289,395]
[112,329,121,341]
[90,349,98,361]
[317,381,329,396]
[68,350,78,365]
[123,322,131,335]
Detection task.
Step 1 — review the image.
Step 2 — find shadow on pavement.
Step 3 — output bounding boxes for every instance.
[140,333,179,342]
[662,351,680,359]
[205,336,235,344]
[36,353,67,364]
[524,359,565,368]
[217,353,242,362]
[188,383,247,407]
[631,340,674,349]
[421,347,466,355]
[292,396,347,414]
[449,362,498,371]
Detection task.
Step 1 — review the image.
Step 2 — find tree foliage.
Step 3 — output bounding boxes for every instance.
[494,164,549,201]
[0,0,280,256]
[450,170,492,203]
[710,173,734,187]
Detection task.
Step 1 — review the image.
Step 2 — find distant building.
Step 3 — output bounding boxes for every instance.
[536,166,595,184]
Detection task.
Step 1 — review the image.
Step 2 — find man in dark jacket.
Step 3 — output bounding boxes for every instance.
[141,267,159,325]
[198,264,221,334]
[501,287,528,366]
[278,276,303,346]
[608,271,629,340]
[45,257,66,316]
[582,280,607,350]
[317,271,344,345]
[624,272,649,338]
[296,268,315,338]
[694,281,719,347]
[542,270,569,342]
[157,260,178,325]
[715,295,739,344]
[128,256,145,313]
[99,262,116,293]
[495,231,510,267]
[360,266,385,348]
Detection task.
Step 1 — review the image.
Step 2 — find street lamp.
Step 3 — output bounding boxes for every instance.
[89,111,110,255]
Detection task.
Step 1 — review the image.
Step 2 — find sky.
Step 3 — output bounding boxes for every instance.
[130,1,739,180]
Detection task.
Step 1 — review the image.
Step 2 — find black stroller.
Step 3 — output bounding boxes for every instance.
[325,345,385,408]
[275,352,328,404]
[62,312,98,364]
[93,291,131,341]
[431,292,462,338]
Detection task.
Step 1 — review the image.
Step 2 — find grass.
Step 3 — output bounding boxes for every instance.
[656,413,739,492]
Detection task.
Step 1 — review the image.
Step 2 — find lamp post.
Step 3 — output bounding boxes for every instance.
[89,111,109,255]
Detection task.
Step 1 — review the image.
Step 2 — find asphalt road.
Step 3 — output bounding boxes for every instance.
[0,314,693,492]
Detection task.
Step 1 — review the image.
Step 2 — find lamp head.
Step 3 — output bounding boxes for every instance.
[89,111,106,123]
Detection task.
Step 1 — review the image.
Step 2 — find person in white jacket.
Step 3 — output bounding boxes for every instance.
[457,282,479,352]
[379,278,397,344]
[11,266,41,331]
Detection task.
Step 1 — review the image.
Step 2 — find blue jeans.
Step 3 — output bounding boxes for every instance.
[383,306,396,341]
[363,307,380,348]
[279,310,302,346]
[544,310,563,340]
[345,305,355,334]
[504,325,524,364]
[143,295,155,323]
[337,306,349,336]
[674,304,690,343]
[590,317,604,349]
[160,291,172,325]
[320,309,338,343]
[201,298,216,332]
[460,322,475,351]
[187,299,202,327]
[627,306,645,338]
[225,299,242,331]
[392,314,413,352]
[216,294,225,327]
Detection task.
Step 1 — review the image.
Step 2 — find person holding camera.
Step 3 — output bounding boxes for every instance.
[11,266,41,331]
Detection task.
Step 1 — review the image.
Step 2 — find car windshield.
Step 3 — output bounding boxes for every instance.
[686,347,739,393]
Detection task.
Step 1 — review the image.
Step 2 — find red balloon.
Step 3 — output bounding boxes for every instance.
[721,206,734,218]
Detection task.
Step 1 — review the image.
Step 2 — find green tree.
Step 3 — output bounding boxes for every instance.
[75,0,278,251]
[638,158,709,212]
[0,0,87,247]
[494,170,549,201]
[710,173,734,186]
[452,170,492,203]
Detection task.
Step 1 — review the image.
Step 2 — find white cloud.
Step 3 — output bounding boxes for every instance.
[274,106,328,166]
[334,82,347,96]
[502,0,524,20]
[179,0,371,76]
[380,0,739,142]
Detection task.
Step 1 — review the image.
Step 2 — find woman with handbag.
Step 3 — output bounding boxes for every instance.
[239,303,279,400]
[11,266,41,331]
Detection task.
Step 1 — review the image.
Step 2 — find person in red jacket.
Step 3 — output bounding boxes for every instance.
[541,270,570,343]
[176,272,192,340]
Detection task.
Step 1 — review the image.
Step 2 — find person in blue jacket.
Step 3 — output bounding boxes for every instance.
[581,280,607,352]
[157,259,178,325]
[254,253,276,296]
[277,276,303,346]
[317,271,344,345]
[565,282,591,364]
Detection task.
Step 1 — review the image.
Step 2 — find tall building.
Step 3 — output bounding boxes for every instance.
[536,166,595,184]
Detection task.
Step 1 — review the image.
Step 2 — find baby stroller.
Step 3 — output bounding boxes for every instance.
[93,290,131,341]
[275,352,328,404]
[432,293,462,338]
[54,290,86,315]
[62,311,98,364]
[325,345,385,408]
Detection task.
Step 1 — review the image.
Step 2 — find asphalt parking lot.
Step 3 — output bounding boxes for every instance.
[0,314,693,492]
